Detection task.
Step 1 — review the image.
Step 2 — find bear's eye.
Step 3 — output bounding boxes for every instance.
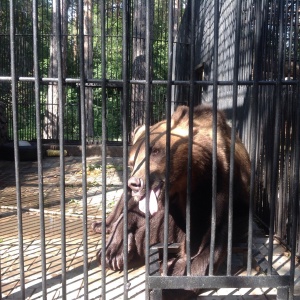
[151,147,160,156]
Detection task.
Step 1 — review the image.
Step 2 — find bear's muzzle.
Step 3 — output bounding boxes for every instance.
[128,176,160,215]
[128,177,145,201]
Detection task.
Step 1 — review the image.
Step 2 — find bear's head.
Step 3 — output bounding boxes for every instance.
[127,105,237,218]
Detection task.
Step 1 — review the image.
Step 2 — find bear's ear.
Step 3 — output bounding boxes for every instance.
[132,125,146,144]
[172,126,199,138]
[171,105,189,127]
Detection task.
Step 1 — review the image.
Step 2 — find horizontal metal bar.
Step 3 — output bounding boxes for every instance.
[148,275,290,290]
[0,76,298,86]
[150,243,181,253]
[0,76,13,81]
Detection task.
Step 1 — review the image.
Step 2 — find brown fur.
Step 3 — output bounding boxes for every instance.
[93,104,250,299]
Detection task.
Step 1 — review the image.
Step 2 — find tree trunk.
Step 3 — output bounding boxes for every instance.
[43,0,69,140]
[131,0,153,133]
[84,0,94,139]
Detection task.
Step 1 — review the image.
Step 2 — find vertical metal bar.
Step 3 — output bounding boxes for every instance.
[289,2,300,298]
[227,0,242,276]
[277,287,289,300]
[149,246,162,299]
[122,0,129,298]
[32,0,47,298]
[0,203,0,294]
[247,0,264,275]
[100,0,107,299]
[162,0,173,276]
[186,0,195,277]
[9,0,25,298]
[289,91,299,300]
[268,0,284,276]
[78,0,89,297]
[145,0,152,298]
[55,0,67,297]
[209,0,219,276]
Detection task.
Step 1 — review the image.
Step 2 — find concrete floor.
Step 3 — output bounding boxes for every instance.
[0,156,299,299]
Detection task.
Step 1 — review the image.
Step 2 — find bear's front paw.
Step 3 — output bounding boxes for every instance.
[96,232,137,271]
[97,247,123,271]
[90,220,102,233]
[105,244,125,271]
[90,220,112,234]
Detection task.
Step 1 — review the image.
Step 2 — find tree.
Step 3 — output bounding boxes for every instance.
[84,0,94,138]
[43,0,69,140]
[131,0,148,131]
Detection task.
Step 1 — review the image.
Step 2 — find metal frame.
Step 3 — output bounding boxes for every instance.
[0,0,299,299]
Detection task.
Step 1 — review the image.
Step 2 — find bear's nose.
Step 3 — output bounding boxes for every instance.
[128,177,144,194]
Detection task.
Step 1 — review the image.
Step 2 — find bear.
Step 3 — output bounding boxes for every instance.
[92,104,250,299]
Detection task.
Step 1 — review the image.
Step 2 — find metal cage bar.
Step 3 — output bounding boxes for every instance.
[122,0,130,298]
[161,0,174,278]
[9,0,26,298]
[247,0,264,276]
[227,0,242,276]
[32,0,47,298]
[78,0,89,297]
[56,0,67,297]
[0,1,299,300]
[100,0,107,298]
[186,0,195,276]
[208,0,220,276]
[145,1,153,299]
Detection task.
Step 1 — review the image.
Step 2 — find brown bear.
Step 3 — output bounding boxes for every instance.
[92,104,250,299]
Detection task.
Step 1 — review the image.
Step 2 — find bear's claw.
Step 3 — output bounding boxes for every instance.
[91,221,102,233]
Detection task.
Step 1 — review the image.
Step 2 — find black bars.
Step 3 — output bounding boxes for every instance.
[162,0,174,277]
[289,1,300,298]
[227,0,242,276]
[78,0,89,297]
[186,0,195,277]
[9,0,25,298]
[247,0,263,276]
[144,1,153,299]
[1,0,299,299]
[56,0,67,296]
[32,0,47,298]
[122,0,130,298]
[100,0,107,299]
[149,275,290,290]
[208,0,220,276]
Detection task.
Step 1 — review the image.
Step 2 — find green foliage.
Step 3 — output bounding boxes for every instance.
[0,0,186,142]
[92,88,122,142]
